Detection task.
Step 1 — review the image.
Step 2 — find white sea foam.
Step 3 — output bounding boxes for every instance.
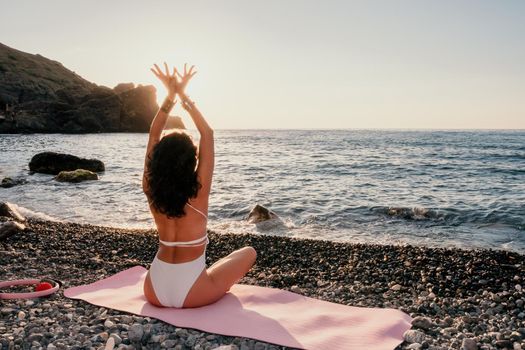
[10,203,61,222]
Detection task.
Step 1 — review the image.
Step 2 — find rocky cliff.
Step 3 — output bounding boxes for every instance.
[0,43,183,133]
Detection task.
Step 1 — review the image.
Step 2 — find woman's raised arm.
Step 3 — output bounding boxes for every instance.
[177,65,214,196]
[143,63,178,193]
[148,63,178,145]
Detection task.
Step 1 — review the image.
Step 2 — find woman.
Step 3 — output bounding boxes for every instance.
[142,62,257,308]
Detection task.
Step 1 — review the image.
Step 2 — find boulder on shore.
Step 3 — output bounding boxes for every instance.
[29,152,104,175]
[0,220,26,241]
[55,169,99,183]
[0,202,26,222]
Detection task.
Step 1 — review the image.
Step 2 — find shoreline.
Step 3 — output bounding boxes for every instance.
[1,219,524,349]
[5,205,524,255]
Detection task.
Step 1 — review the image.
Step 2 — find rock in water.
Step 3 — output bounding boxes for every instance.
[1,177,15,188]
[0,177,27,188]
[0,202,26,221]
[386,207,432,220]
[0,221,26,240]
[248,204,279,224]
[55,169,98,183]
[29,152,104,175]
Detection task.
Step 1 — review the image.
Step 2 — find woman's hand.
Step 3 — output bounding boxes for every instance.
[176,63,197,96]
[150,62,178,99]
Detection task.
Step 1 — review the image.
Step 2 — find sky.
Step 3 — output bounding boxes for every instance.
[1,0,524,129]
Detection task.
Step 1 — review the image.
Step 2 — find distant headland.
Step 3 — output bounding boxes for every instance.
[0,43,183,133]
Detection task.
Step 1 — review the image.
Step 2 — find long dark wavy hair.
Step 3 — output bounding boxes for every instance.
[146,131,201,218]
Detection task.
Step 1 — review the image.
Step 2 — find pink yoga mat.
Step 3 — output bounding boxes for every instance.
[64,266,412,350]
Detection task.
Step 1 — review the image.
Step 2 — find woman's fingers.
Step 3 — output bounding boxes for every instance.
[151,63,197,92]
[184,71,197,83]
[153,63,195,79]
[150,68,161,78]
[153,64,164,77]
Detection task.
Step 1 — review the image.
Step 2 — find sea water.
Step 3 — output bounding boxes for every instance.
[1,130,524,252]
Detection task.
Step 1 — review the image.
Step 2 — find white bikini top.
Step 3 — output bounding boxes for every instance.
[159,203,209,248]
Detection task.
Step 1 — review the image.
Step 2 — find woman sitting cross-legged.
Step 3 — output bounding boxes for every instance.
[142,62,257,308]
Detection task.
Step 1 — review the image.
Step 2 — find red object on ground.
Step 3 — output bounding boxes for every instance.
[35,282,53,291]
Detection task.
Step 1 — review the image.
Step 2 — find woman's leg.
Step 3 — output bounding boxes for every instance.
[183,246,257,307]
[207,246,257,290]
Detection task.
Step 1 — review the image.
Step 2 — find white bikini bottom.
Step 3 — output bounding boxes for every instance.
[149,251,206,308]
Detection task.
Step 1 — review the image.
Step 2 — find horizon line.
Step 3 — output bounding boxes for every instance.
[195,127,525,132]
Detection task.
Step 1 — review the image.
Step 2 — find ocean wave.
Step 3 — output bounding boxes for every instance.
[371,205,524,229]
[10,203,61,222]
[372,206,448,221]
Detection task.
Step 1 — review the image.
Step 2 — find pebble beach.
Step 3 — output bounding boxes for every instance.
[1,218,524,350]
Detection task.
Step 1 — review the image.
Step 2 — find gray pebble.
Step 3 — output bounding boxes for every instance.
[175,328,188,337]
[461,338,478,350]
[391,284,402,291]
[412,316,433,330]
[185,334,197,347]
[404,329,426,343]
[0,307,15,315]
[128,323,144,342]
[79,325,91,334]
[290,285,301,293]
[26,333,44,342]
[110,334,122,345]
[215,346,239,350]
[161,339,177,348]
[407,344,422,350]
[150,334,166,343]
[120,315,132,324]
[254,342,267,350]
